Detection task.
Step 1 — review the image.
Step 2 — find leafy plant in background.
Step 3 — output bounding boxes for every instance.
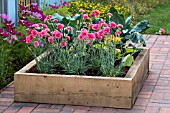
[25,6,149,77]
[43,0,71,16]
[68,0,130,20]
[0,14,33,89]
[18,3,46,28]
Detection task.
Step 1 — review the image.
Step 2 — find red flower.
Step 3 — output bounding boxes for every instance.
[159,28,165,35]
[60,41,67,47]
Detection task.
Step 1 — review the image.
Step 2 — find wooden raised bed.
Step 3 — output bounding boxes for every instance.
[14,47,149,109]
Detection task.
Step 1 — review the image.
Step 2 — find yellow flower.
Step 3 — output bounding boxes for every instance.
[116,49,121,53]
[69,46,73,52]
[114,5,120,11]
[124,0,126,2]
[75,2,78,6]
[114,37,121,44]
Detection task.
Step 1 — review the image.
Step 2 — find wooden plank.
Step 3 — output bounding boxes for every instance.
[15,74,132,108]
[14,48,150,109]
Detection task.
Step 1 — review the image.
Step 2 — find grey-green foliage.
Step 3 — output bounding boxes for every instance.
[107,7,150,46]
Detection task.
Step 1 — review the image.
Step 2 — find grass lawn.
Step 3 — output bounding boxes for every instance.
[137,2,170,34]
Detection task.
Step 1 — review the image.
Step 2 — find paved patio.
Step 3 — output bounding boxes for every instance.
[0,35,170,113]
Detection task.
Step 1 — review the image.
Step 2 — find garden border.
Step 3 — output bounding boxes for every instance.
[14,47,149,109]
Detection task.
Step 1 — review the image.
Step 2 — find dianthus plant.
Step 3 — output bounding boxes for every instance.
[25,7,149,77]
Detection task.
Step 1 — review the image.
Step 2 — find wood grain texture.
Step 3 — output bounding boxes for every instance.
[14,48,149,109]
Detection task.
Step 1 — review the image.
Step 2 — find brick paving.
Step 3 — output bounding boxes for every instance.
[1,35,170,113]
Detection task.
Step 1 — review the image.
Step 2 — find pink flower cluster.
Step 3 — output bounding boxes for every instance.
[78,21,113,41]
[159,28,165,35]
[89,10,100,17]
[26,23,67,47]
[26,9,125,48]
[44,15,52,23]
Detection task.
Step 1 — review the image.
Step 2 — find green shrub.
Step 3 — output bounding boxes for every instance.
[0,24,33,90]
[43,6,71,16]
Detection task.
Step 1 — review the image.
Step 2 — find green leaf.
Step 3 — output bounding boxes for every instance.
[65,14,72,20]
[52,13,64,21]
[125,48,134,53]
[109,7,118,14]
[69,20,77,28]
[61,18,69,26]
[124,33,134,39]
[66,14,81,21]
[72,14,81,20]
[92,18,103,24]
[122,54,134,67]
[130,20,150,33]
[110,14,125,26]
[125,16,132,29]
[136,32,146,46]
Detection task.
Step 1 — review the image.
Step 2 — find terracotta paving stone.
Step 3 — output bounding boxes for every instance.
[3,106,21,113]
[50,104,64,109]
[138,93,151,99]
[146,75,159,81]
[163,93,170,100]
[149,99,170,104]
[59,109,74,113]
[150,64,163,70]
[11,102,38,107]
[62,105,76,112]
[150,92,164,99]
[149,69,161,75]
[148,103,170,108]
[0,106,8,110]
[160,74,170,77]
[116,109,144,113]
[37,104,51,108]
[163,60,170,64]
[32,108,60,113]
[159,108,170,113]
[0,90,14,94]
[161,70,170,75]
[17,107,35,113]
[2,35,170,113]
[132,105,146,110]
[140,85,155,93]
[144,106,160,113]
[0,101,13,107]
[135,98,149,106]
[102,108,117,112]
[89,107,104,112]
[73,106,90,110]
[157,80,169,86]
[73,110,88,113]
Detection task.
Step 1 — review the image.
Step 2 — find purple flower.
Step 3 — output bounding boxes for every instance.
[0,14,8,19]
[11,30,17,35]
[72,14,76,17]
[31,3,37,6]
[40,44,44,47]
[3,35,18,44]
[62,2,67,5]
[49,4,60,9]
[32,12,42,19]
[19,4,28,10]
[2,32,9,37]
[23,10,31,13]
[11,35,18,40]
[3,38,8,41]
[0,28,2,34]
[9,39,13,44]
[20,38,26,42]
